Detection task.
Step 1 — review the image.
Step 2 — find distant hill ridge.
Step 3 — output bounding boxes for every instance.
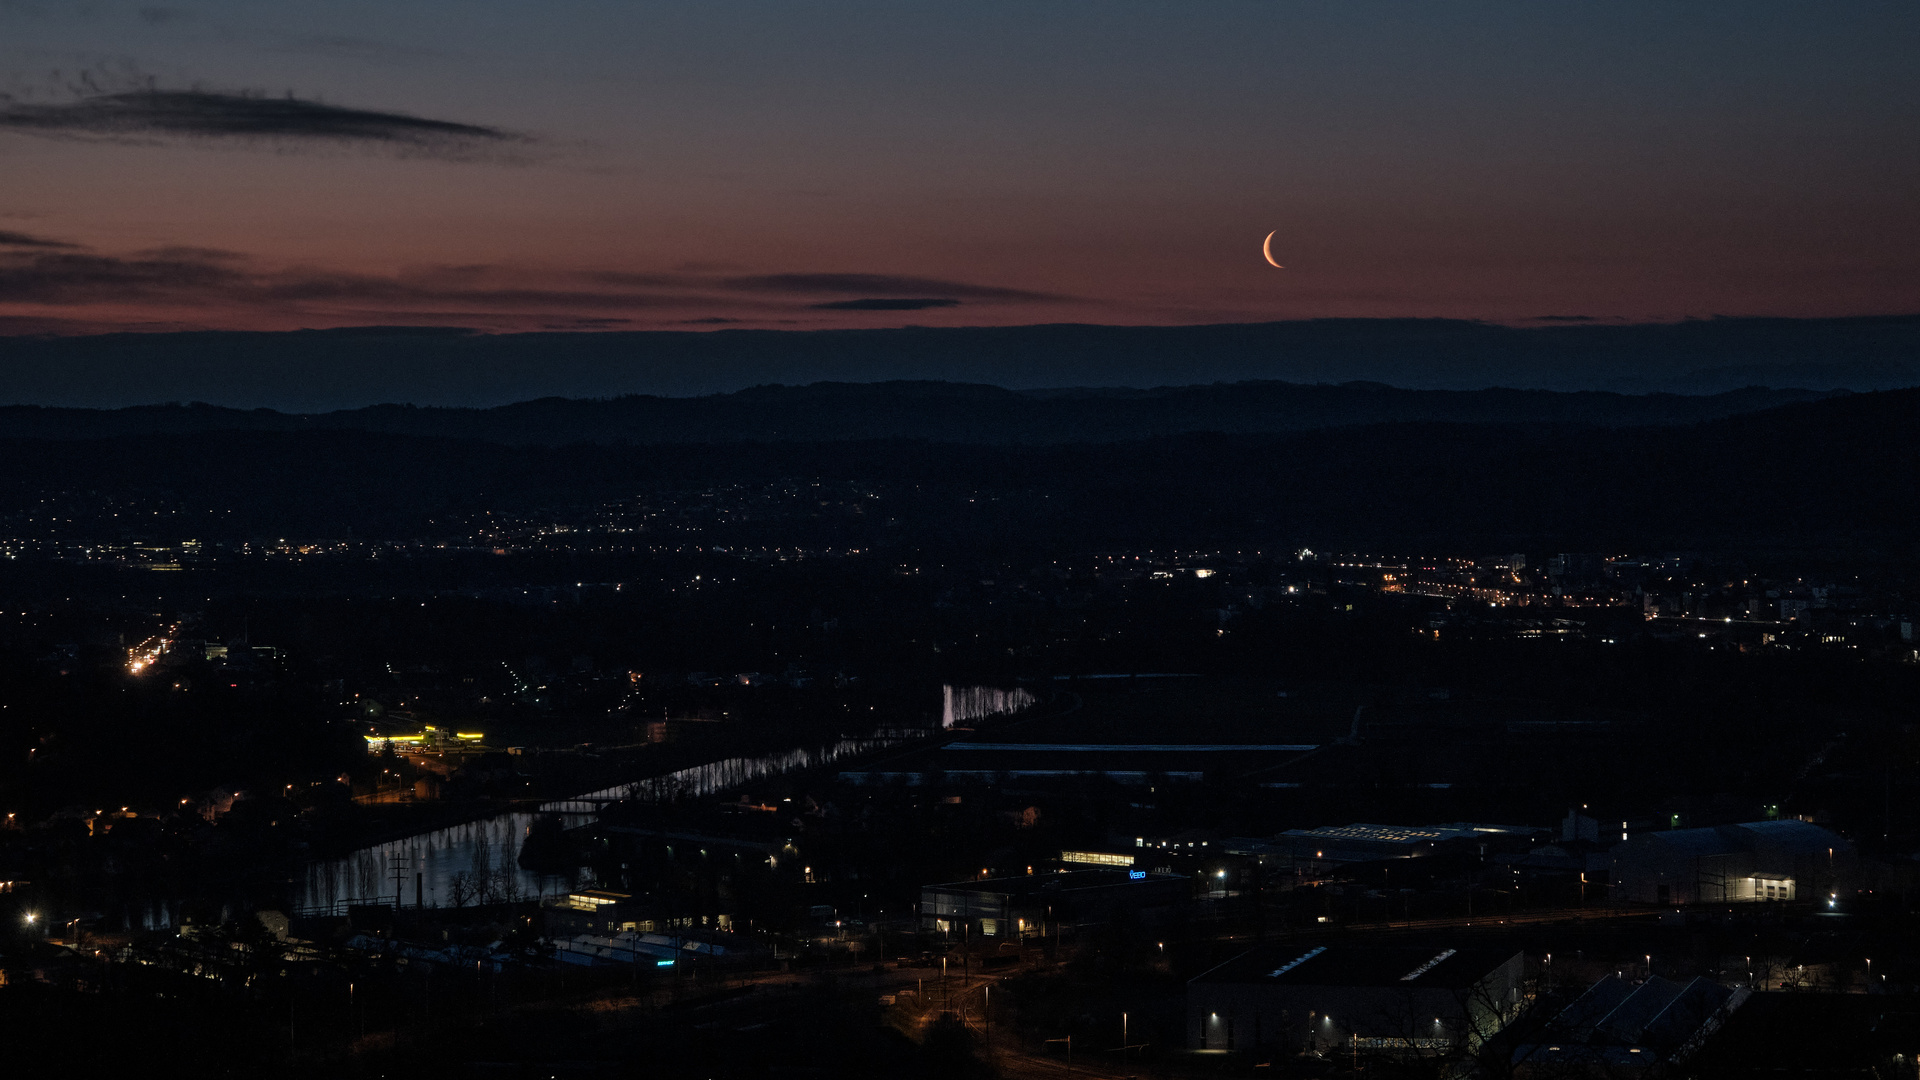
[2,316,1917,409]
[0,380,1847,446]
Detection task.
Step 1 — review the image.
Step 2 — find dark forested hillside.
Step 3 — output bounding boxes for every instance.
[0,380,1844,446]
[1,387,1914,555]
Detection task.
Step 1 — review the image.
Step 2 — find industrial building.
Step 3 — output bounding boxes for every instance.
[1610,820,1853,905]
[919,868,1188,938]
[1513,974,1744,1072]
[1187,943,1525,1055]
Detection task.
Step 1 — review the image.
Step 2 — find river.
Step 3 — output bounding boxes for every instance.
[289,737,897,913]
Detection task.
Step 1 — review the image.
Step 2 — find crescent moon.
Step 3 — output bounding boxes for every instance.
[1262,231,1284,269]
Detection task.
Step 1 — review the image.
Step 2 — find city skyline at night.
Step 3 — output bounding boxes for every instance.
[2,6,1916,1077]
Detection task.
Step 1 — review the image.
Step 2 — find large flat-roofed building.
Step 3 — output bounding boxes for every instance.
[1188,943,1524,1055]
[919,869,1188,938]
[1512,974,1742,1072]
[1610,820,1853,905]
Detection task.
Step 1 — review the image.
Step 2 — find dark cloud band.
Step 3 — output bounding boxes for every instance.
[0,243,1055,324]
[0,230,81,250]
[0,250,665,309]
[725,272,1052,301]
[0,90,520,157]
[0,251,244,304]
[811,298,961,311]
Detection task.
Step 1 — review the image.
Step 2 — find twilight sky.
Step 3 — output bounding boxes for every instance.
[1,1,1917,334]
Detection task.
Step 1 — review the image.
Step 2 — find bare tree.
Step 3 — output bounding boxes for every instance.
[1347,967,1573,1080]
[493,866,523,904]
